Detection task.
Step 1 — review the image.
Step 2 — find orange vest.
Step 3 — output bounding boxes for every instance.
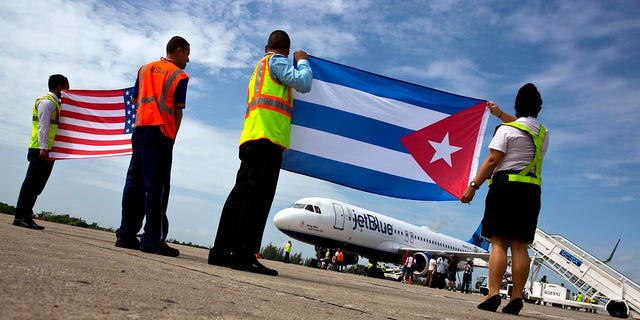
[134,59,188,140]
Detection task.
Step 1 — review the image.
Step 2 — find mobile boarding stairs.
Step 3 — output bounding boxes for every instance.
[527,228,640,318]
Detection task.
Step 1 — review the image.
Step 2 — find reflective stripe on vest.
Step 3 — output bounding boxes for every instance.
[240,54,293,148]
[29,94,61,149]
[134,60,188,140]
[488,122,546,186]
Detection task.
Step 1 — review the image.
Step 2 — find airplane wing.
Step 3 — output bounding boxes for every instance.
[398,247,490,262]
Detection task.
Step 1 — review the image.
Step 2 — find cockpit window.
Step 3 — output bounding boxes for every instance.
[292,202,321,214]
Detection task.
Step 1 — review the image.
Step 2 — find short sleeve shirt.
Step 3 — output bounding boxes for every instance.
[489,117,549,173]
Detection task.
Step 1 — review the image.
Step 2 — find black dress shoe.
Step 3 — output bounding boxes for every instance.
[478,294,502,312]
[140,242,180,257]
[502,298,523,315]
[13,218,45,230]
[115,236,140,250]
[230,254,278,276]
[208,249,231,267]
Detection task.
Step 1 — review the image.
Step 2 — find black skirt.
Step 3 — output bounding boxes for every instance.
[481,180,541,244]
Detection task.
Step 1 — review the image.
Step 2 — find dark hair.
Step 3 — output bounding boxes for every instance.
[514,83,543,118]
[48,74,68,92]
[267,30,290,51]
[166,36,190,54]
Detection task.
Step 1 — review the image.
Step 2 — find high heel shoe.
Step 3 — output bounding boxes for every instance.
[502,298,523,315]
[477,294,502,312]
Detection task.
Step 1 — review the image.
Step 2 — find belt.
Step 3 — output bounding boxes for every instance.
[491,170,537,183]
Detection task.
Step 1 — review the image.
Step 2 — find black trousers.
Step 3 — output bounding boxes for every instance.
[16,148,55,219]
[211,139,283,257]
[462,273,472,293]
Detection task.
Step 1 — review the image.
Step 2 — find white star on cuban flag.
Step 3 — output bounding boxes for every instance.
[428,132,461,166]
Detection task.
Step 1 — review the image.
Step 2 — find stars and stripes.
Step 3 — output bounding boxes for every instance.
[49,87,135,160]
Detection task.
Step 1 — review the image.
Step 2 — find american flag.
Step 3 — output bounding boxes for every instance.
[49,87,136,160]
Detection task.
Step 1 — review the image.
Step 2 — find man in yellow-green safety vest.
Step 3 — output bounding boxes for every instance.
[209,30,312,276]
[14,74,69,230]
[284,240,292,263]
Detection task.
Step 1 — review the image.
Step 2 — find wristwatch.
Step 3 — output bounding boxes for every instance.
[470,181,479,190]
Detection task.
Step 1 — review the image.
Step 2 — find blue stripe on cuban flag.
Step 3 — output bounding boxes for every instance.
[282,56,487,201]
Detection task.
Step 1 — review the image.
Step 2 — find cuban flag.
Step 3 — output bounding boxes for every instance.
[282,56,490,200]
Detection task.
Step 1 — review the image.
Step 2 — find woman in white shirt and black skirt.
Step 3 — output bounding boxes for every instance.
[461,83,549,316]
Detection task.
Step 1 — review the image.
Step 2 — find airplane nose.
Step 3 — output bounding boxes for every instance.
[273,209,290,229]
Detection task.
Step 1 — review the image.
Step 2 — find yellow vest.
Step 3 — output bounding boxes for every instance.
[29,94,61,150]
[240,54,293,148]
[488,122,546,186]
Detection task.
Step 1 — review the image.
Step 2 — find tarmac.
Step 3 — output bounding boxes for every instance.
[1,214,614,320]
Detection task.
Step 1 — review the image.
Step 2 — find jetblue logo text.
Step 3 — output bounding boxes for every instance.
[352,212,394,235]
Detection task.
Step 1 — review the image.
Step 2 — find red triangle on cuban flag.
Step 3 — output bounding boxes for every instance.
[400,102,488,199]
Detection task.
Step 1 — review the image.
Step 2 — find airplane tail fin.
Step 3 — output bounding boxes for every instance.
[467,223,490,251]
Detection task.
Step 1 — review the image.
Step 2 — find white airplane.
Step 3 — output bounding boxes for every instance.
[273,197,491,276]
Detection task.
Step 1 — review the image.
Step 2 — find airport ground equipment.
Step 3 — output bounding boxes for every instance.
[527,228,640,318]
[526,281,602,312]
[475,275,513,298]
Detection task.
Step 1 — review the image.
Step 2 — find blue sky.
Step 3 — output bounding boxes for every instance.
[1,1,639,283]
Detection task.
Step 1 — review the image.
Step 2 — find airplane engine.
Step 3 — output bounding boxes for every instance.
[412,252,431,276]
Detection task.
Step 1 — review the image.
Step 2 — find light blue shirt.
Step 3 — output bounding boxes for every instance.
[267,53,313,93]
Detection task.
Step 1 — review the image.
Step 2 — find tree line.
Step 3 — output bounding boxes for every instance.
[0,201,111,231]
[260,242,311,265]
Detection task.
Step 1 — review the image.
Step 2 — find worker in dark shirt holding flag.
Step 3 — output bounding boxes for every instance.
[14,74,69,230]
[115,36,190,257]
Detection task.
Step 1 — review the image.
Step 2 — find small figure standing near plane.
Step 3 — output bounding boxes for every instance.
[447,254,458,291]
[284,240,292,263]
[461,260,474,294]
[333,248,345,271]
[403,254,415,284]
